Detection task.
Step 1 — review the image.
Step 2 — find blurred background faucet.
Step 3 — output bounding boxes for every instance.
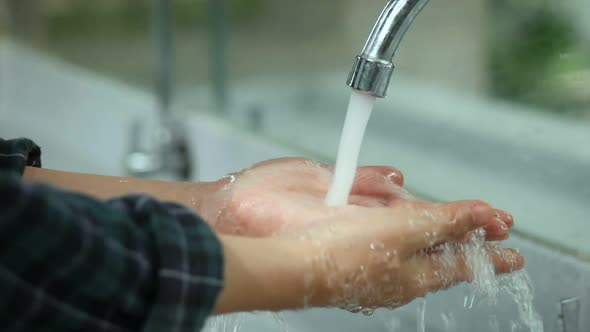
[348,0,430,98]
[125,0,193,181]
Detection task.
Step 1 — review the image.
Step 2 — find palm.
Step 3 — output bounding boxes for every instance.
[212,158,512,240]
[213,158,408,236]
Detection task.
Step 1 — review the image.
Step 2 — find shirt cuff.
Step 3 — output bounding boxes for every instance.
[113,197,225,332]
[0,138,42,176]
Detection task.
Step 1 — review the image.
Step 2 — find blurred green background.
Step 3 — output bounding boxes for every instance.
[2,0,589,116]
[489,1,590,115]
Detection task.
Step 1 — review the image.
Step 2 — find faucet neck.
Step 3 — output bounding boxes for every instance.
[347,0,431,98]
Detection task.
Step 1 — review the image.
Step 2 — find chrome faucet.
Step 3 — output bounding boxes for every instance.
[125,117,192,180]
[347,0,431,98]
[125,0,193,181]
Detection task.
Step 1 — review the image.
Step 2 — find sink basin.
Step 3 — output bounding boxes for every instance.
[3,41,589,332]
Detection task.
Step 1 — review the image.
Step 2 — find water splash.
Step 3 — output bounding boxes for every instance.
[499,271,544,332]
[270,312,290,332]
[440,313,456,331]
[463,229,500,301]
[437,229,544,332]
[417,298,426,332]
[204,313,246,332]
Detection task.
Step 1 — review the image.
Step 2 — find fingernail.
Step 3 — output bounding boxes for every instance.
[497,219,509,231]
[472,204,490,225]
[387,172,402,183]
[505,212,514,225]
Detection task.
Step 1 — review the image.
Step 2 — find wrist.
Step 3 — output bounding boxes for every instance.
[214,236,311,314]
[177,180,225,225]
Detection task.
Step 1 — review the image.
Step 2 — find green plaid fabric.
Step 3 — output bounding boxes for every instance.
[0,138,224,332]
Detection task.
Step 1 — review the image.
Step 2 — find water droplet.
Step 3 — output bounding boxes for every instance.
[222,174,237,183]
[417,272,427,286]
[345,305,364,313]
[385,299,401,310]
[369,242,384,251]
[361,308,374,316]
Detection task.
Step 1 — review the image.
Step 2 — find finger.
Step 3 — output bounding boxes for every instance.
[483,209,513,241]
[483,219,509,241]
[404,201,495,253]
[409,244,524,296]
[350,166,405,198]
[494,209,514,228]
[358,166,404,186]
[348,195,389,207]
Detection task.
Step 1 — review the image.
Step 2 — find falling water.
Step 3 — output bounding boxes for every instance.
[325,89,377,206]
[453,230,544,331]
[417,298,426,332]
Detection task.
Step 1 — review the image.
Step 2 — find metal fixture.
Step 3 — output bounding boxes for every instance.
[125,0,193,180]
[347,0,430,98]
[208,0,229,112]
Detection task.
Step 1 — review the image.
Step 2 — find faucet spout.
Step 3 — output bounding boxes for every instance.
[347,0,431,98]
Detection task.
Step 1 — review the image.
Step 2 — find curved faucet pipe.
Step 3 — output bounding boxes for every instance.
[208,0,229,112]
[347,0,431,98]
[153,0,173,115]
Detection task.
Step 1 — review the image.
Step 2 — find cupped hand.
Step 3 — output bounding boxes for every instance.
[201,158,512,240]
[284,200,524,310]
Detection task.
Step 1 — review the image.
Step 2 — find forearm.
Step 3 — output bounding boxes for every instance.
[23,166,222,223]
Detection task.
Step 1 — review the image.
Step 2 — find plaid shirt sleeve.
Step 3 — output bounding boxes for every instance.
[0,138,224,332]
